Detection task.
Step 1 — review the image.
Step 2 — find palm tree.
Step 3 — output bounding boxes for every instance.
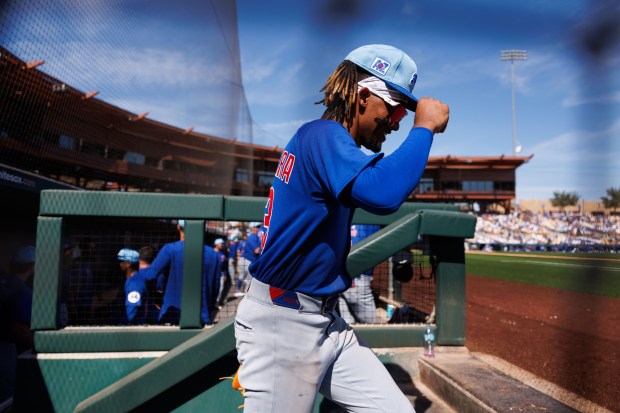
[601,187,620,215]
[550,191,580,213]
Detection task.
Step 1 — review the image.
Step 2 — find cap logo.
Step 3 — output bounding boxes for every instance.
[409,73,417,91]
[370,57,390,76]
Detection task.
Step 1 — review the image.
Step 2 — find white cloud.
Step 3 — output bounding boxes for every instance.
[562,91,620,107]
[59,0,122,38]
[532,119,620,156]
[241,37,301,84]
[252,118,310,147]
[519,120,620,199]
[242,55,280,84]
[243,62,307,107]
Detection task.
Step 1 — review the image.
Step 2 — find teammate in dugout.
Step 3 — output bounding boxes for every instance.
[234,44,449,412]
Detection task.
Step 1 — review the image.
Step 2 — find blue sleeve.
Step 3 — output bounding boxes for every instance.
[349,127,433,215]
[304,121,383,200]
[201,250,221,324]
[219,252,229,276]
[143,244,172,282]
[214,254,221,299]
[156,274,166,292]
[247,234,261,254]
[124,279,136,323]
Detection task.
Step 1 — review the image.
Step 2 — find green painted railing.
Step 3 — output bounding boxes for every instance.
[28,190,476,413]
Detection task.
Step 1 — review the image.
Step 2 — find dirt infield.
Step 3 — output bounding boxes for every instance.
[466,275,620,412]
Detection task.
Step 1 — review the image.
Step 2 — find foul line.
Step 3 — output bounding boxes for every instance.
[499,259,620,272]
[467,251,620,263]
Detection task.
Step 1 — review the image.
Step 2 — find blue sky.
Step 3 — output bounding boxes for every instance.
[236,0,620,201]
[2,0,618,202]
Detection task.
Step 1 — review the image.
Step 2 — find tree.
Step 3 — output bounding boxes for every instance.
[601,187,620,215]
[550,191,580,212]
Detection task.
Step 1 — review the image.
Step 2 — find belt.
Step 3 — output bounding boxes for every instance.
[247,279,338,315]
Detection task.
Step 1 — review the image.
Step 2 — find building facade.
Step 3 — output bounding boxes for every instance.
[1,46,530,211]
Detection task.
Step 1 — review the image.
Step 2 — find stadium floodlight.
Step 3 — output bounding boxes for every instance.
[500,50,527,156]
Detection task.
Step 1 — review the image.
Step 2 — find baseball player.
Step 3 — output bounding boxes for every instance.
[118,248,143,324]
[338,224,381,324]
[235,222,261,296]
[213,238,231,309]
[142,220,221,325]
[234,44,449,412]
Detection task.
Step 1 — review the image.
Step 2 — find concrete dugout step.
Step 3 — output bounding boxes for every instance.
[419,351,583,413]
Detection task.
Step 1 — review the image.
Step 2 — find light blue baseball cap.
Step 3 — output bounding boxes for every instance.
[117,248,139,263]
[345,44,418,111]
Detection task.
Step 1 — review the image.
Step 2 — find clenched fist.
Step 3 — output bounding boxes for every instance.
[413,97,449,134]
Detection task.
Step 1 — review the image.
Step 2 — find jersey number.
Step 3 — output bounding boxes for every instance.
[261,187,274,250]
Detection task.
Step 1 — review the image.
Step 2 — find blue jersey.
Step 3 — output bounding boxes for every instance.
[351,224,381,245]
[124,270,159,325]
[249,120,383,296]
[143,240,221,324]
[351,224,381,277]
[241,232,261,262]
[228,242,238,259]
[216,250,228,276]
[125,271,146,324]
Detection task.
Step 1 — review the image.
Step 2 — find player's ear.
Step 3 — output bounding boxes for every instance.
[358,87,371,108]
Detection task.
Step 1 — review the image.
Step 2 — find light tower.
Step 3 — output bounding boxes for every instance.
[500,50,527,156]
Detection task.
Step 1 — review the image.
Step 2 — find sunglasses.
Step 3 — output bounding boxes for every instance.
[387,104,407,124]
[372,92,407,124]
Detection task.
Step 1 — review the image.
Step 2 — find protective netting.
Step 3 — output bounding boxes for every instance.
[0,0,259,195]
[373,235,436,325]
[0,0,438,329]
[59,219,435,327]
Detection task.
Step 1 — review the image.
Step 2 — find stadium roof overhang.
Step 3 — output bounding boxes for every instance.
[426,154,533,170]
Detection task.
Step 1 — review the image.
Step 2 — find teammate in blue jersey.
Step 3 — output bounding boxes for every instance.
[213,238,231,309]
[235,222,261,295]
[143,220,221,325]
[120,248,159,325]
[118,248,145,325]
[338,224,381,324]
[234,44,449,412]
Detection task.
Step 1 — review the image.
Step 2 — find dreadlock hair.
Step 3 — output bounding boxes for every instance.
[316,60,372,126]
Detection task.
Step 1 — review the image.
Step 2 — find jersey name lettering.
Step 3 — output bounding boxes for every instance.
[275,151,295,184]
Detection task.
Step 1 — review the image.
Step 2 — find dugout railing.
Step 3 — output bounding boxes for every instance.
[19,190,476,413]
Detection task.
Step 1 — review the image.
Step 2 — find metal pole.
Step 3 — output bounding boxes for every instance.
[511,60,517,156]
[388,259,394,302]
[500,50,527,156]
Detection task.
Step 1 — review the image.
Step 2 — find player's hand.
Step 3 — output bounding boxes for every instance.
[413,97,449,134]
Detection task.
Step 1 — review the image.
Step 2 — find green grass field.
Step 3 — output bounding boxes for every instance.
[465,252,620,298]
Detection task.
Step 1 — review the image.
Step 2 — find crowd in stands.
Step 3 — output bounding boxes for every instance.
[469,210,620,252]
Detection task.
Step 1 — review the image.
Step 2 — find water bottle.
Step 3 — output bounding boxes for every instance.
[424,323,435,357]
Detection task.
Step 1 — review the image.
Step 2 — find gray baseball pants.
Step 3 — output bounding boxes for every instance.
[338,275,377,324]
[234,278,415,413]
